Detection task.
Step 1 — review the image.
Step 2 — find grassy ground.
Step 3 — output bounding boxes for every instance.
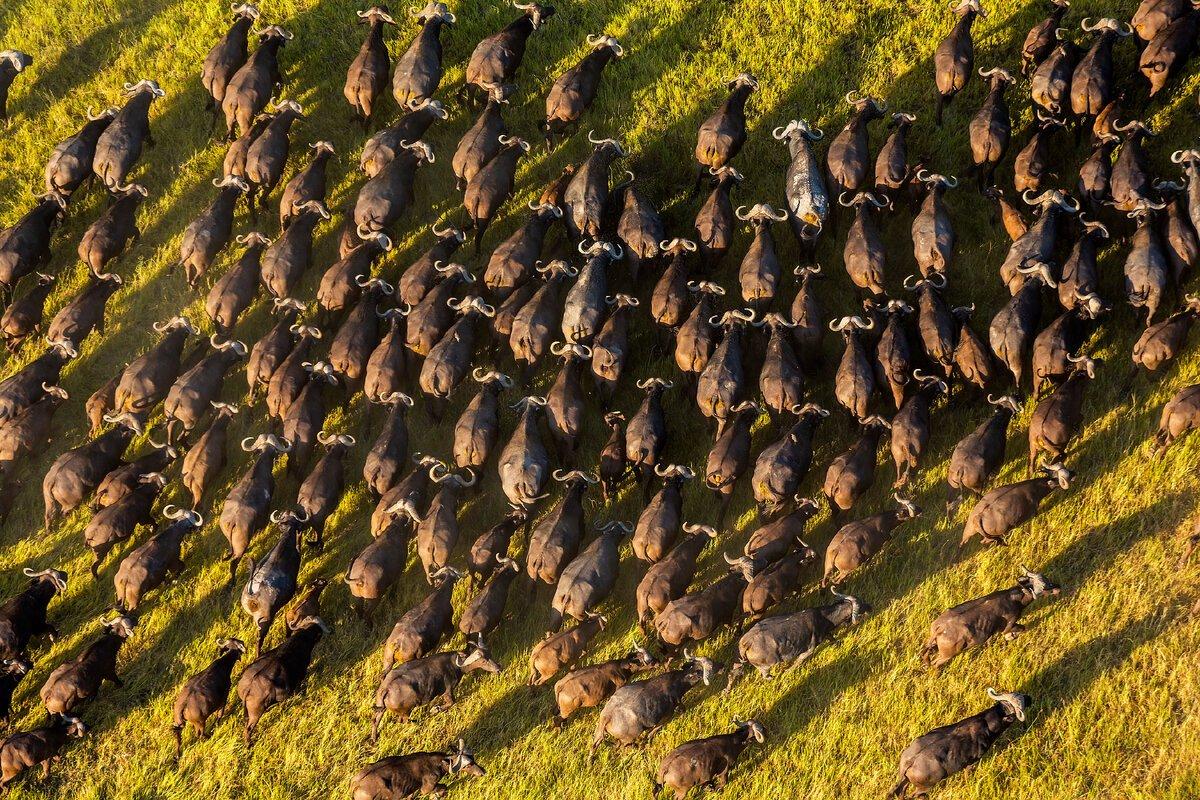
[0,0,1198,797]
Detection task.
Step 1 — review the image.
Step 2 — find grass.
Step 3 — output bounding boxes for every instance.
[0,0,1198,797]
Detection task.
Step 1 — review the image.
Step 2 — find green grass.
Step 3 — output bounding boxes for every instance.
[0,0,1198,797]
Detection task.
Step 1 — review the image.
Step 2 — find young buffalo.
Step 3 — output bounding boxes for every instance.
[171,637,246,759]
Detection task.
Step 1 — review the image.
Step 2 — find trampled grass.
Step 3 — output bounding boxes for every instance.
[0,0,1198,797]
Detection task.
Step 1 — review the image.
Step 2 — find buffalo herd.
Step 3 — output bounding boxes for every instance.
[0,0,1195,796]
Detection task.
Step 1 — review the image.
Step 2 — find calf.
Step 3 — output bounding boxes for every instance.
[285,578,329,633]
[372,643,501,739]
[170,637,246,759]
[236,615,331,745]
[551,645,655,726]
[655,719,765,799]
[351,741,485,800]
[591,653,717,752]
[890,689,1030,798]
[40,614,135,715]
[921,567,1059,670]
[458,555,520,643]
[0,568,66,660]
